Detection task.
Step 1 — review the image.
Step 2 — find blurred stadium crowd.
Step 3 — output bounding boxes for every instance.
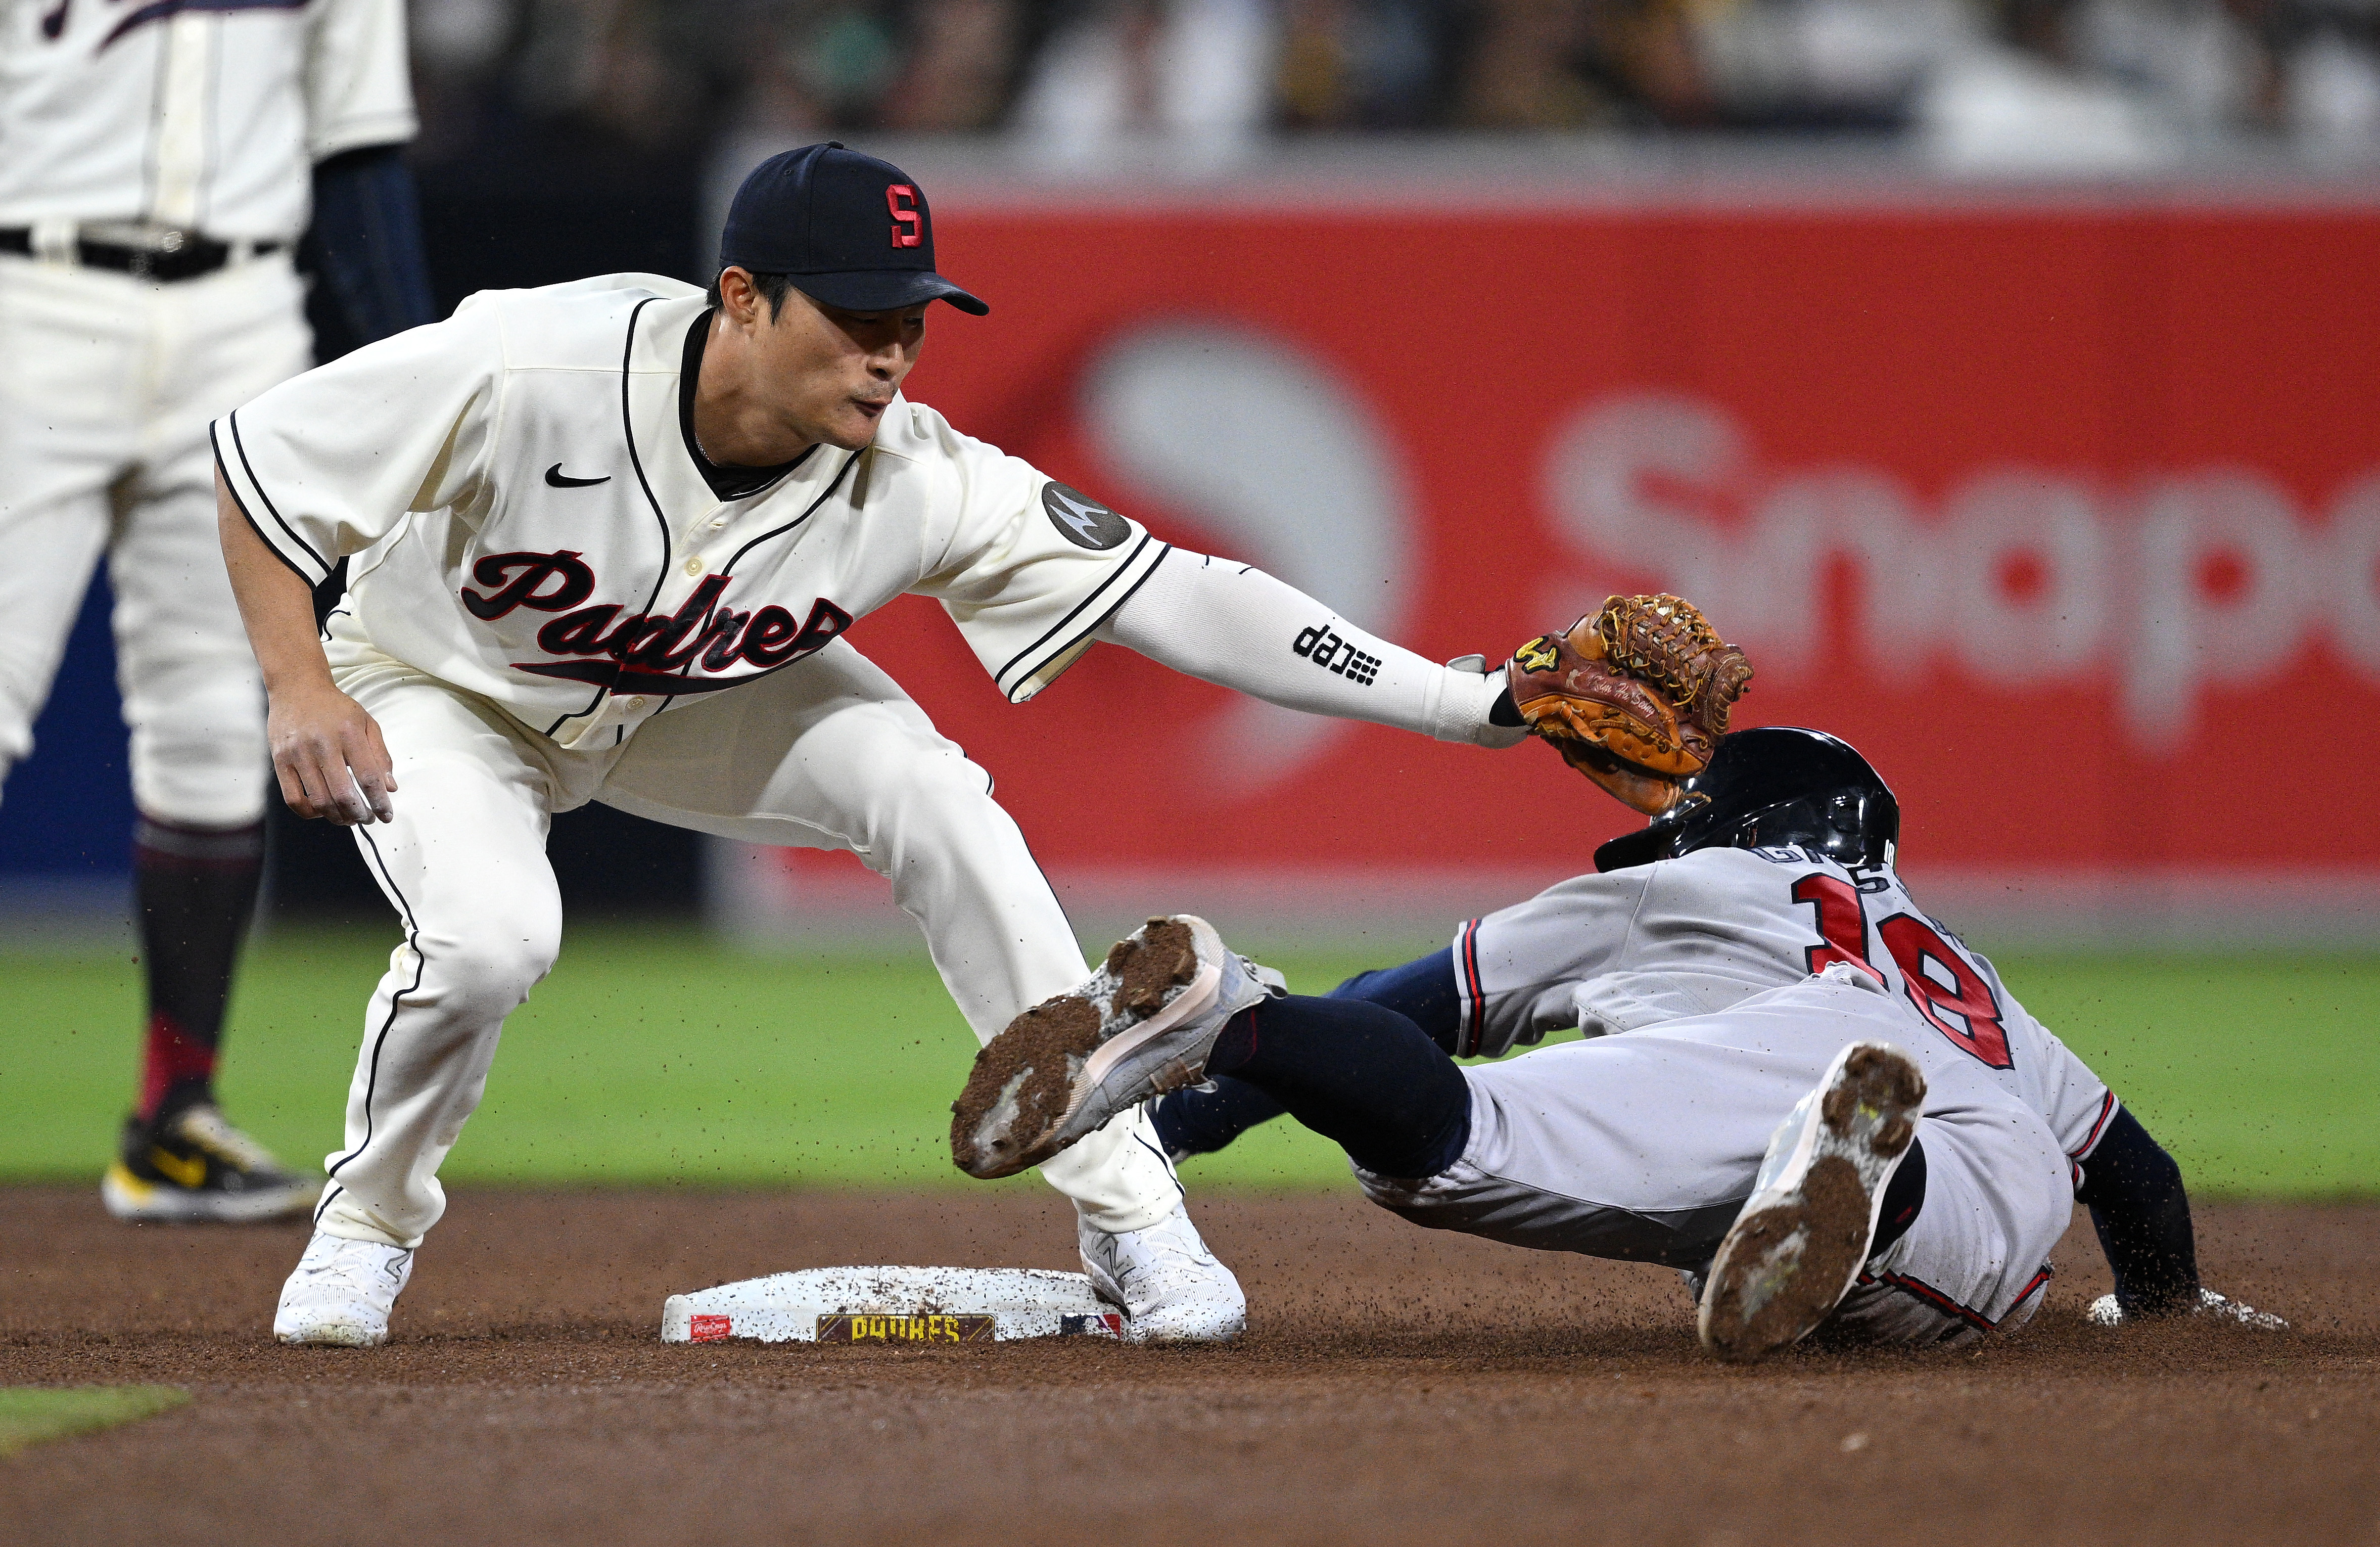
[406,0,2380,167]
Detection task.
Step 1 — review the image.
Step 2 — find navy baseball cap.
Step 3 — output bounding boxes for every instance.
[718,142,987,316]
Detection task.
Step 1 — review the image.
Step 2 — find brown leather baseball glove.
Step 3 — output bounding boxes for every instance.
[1505,594,1754,814]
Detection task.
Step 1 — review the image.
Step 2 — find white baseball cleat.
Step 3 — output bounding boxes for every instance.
[1699,1039,1926,1363]
[951,915,1281,1180]
[1079,1201,1248,1344]
[273,1230,414,1347]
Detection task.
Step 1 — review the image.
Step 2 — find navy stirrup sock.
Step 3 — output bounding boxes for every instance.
[131,815,264,1123]
[1149,1075,1288,1160]
[1151,948,1466,1159]
[1203,994,1471,1178]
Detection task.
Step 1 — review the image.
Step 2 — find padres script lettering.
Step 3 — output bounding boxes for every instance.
[458,549,853,695]
[816,1314,995,1344]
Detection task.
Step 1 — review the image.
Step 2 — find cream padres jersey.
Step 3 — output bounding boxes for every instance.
[1450,846,2118,1173]
[0,0,415,241]
[214,274,1174,750]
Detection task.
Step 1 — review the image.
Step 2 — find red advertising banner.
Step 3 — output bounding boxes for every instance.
[749,196,2380,929]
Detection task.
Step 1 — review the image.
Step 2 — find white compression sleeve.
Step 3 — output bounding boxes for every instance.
[1096,552,1524,747]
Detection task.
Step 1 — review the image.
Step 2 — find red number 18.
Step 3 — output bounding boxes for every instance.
[1792,874,2012,1070]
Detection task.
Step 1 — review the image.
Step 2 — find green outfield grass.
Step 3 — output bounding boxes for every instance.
[0,1387,189,1457]
[3,927,2374,1196]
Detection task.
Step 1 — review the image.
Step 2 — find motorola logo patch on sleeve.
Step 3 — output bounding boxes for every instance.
[1041,482,1131,550]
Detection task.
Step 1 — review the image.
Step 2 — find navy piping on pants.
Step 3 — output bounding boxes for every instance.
[319,825,429,1216]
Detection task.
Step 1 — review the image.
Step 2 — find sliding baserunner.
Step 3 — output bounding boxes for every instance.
[955,729,2281,1357]
[216,143,1535,1347]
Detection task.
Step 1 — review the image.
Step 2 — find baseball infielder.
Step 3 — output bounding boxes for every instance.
[963,729,2280,1355]
[0,0,431,1221]
[216,142,1531,1345]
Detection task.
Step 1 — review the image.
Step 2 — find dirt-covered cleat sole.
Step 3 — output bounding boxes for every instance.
[1698,1040,1926,1364]
[951,916,1278,1180]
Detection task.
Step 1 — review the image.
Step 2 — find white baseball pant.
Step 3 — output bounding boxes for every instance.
[1358,970,2073,1345]
[310,621,1181,1247]
[0,254,308,826]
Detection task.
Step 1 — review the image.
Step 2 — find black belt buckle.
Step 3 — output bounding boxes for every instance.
[103,231,223,282]
[0,225,275,281]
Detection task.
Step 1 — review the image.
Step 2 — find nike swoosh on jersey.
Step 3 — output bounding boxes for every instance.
[545,464,613,488]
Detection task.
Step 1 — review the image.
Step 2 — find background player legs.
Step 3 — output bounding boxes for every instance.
[597,639,1181,1233]
[0,258,132,803]
[110,258,311,1217]
[108,275,290,1119]
[310,671,565,1248]
[102,481,283,1209]
[0,256,296,1217]
[116,259,304,844]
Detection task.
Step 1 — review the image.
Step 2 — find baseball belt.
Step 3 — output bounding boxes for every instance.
[0,223,286,282]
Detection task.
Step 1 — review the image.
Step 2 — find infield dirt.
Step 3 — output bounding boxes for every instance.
[4,1186,2374,1546]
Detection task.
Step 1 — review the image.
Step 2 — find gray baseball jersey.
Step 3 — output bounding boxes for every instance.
[1448,845,2117,1178]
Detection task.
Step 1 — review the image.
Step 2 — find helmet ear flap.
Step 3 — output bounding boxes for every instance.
[1593,824,1671,873]
[1862,787,1901,868]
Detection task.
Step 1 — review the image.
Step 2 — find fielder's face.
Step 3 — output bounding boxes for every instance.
[726,272,927,452]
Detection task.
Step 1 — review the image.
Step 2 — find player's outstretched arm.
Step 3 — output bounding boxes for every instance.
[1095,554,1526,747]
[2073,1106,2200,1317]
[2072,1107,2280,1328]
[2073,1108,2288,1329]
[216,470,396,826]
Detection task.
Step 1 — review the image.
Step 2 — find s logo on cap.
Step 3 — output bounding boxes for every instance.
[888,185,922,249]
[718,145,987,314]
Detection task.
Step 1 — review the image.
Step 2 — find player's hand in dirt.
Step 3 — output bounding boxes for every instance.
[2085,1288,2288,1330]
[267,678,397,825]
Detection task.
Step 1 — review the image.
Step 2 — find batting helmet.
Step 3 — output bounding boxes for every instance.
[1592,726,1900,873]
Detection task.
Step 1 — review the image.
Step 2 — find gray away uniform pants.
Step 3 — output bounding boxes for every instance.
[1357,969,2073,1345]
